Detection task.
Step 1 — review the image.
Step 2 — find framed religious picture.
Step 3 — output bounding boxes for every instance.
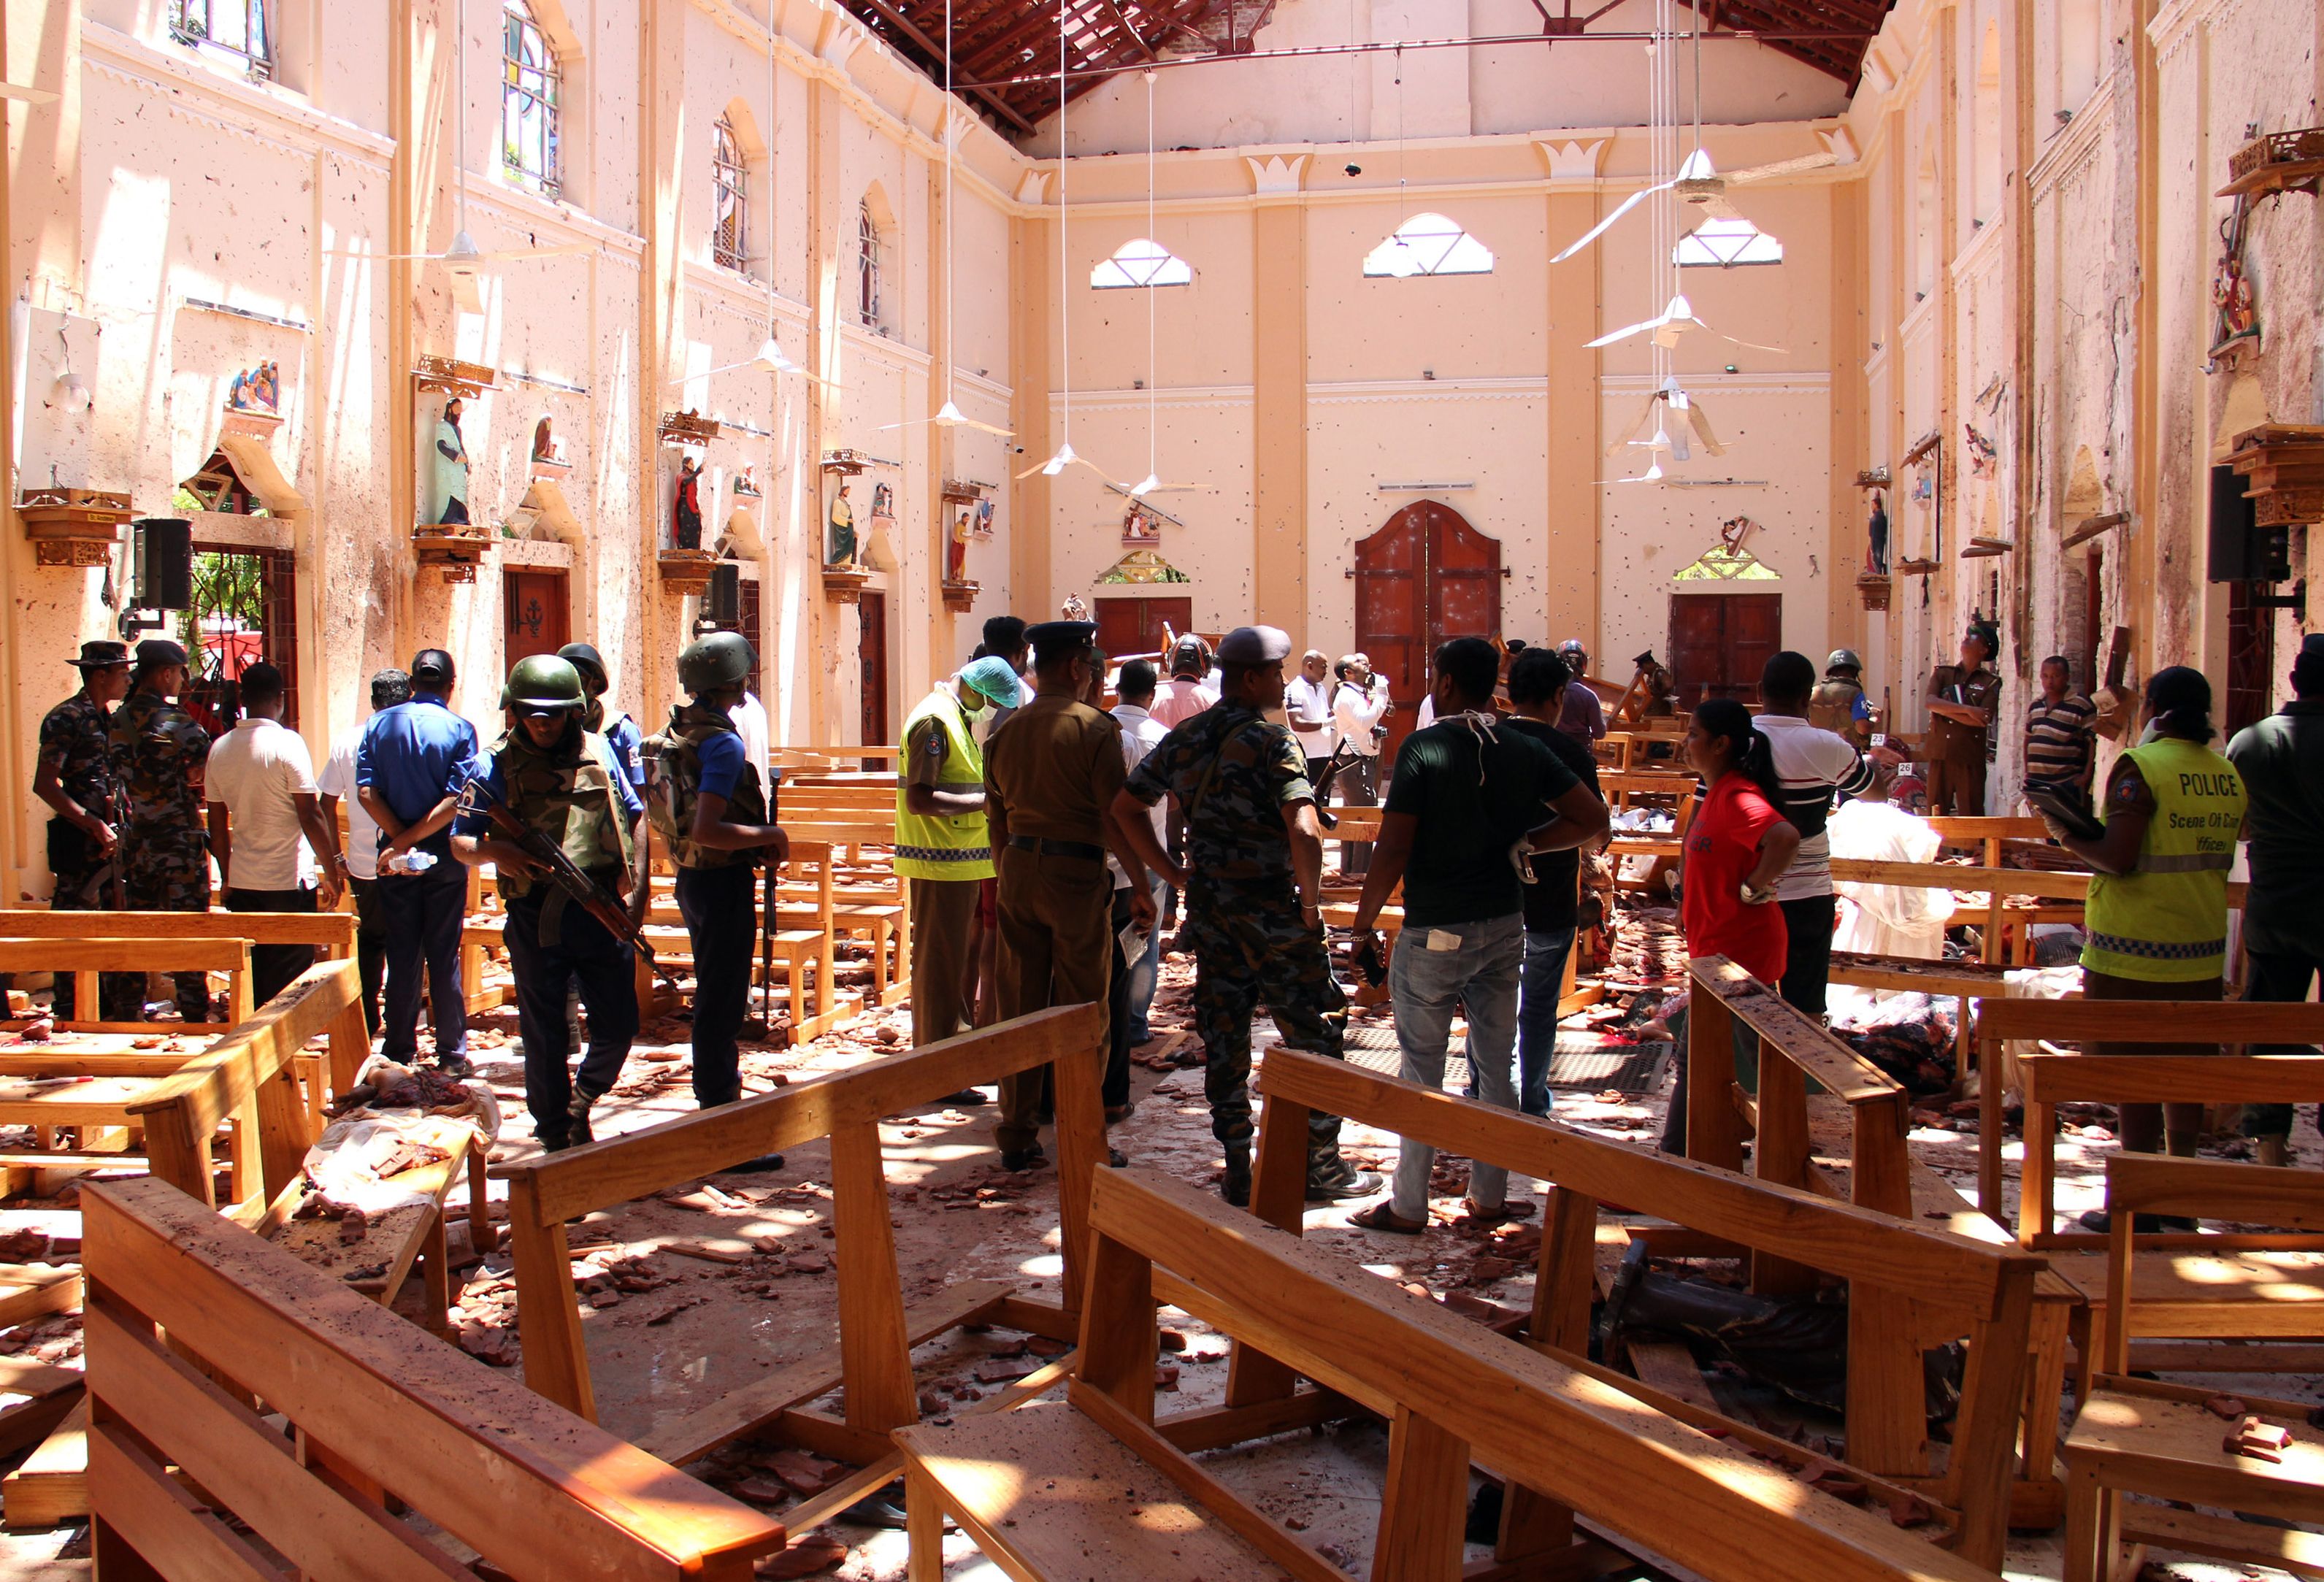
[1120,501,1159,545]
[972,499,995,539]
[870,481,895,520]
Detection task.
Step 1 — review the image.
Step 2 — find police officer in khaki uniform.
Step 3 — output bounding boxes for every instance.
[983,621,1154,1171]
[1924,625,2003,815]
[451,656,643,1151]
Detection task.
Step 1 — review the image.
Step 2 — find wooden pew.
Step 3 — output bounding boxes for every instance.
[2063,1156,2324,1582]
[899,1165,2007,1582]
[0,935,256,1034]
[0,905,356,958]
[489,1005,1105,1502]
[1242,1047,2044,1567]
[1683,956,2075,1519]
[77,1175,784,1578]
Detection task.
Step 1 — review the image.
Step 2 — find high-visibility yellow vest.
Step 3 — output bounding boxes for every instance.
[894,689,994,882]
[2082,735,2245,981]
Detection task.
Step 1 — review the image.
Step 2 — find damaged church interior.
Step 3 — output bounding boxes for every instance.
[1,0,2323,1576]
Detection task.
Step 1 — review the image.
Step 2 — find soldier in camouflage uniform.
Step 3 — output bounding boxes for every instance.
[108,640,214,1022]
[34,641,139,1020]
[1117,625,1382,1208]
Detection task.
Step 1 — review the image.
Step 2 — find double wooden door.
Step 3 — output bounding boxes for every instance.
[1093,596,1192,664]
[504,569,571,666]
[1351,502,1503,764]
[1667,592,1781,707]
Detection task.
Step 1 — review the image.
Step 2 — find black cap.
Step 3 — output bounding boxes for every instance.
[1026,620,1097,665]
[69,640,129,669]
[134,639,188,668]
[556,642,607,686]
[410,648,455,681]
[2304,633,2324,657]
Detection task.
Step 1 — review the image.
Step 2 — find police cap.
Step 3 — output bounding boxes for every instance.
[69,640,129,670]
[1216,626,1292,667]
[1025,620,1097,667]
[134,639,188,669]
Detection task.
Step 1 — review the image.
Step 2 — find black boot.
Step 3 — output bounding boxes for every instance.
[1222,1145,1252,1208]
[567,1087,597,1146]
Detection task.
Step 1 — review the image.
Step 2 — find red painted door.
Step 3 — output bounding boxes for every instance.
[504,570,570,665]
[1667,592,1782,707]
[1093,596,1191,664]
[859,590,890,745]
[1353,502,1503,764]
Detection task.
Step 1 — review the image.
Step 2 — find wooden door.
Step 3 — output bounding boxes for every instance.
[504,570,570,666]
[1093,596,1191,664]
[1667,592,1782,708]
[1353,502,1503,764]
[858,590,889,745]
[738,575,765,697]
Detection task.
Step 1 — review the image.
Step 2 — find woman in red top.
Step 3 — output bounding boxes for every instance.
[1660,699,1800,1152]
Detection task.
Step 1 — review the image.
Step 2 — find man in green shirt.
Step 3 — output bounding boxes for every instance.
[1348,638,1609,1234]
[2228,635,2324,1163]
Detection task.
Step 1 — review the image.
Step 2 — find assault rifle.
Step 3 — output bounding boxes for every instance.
[1307,739,1362,831]
[459,772,682,991]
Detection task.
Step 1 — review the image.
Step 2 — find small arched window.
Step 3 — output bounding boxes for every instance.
[170,0,272,80]
[502,0,562,196]
[1091,239,1192,288]
[857,201,883,331]
[713,115,749,272]
[1362,214,1493,278]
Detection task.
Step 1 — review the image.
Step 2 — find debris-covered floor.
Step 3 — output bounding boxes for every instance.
[0,900,2312,1581]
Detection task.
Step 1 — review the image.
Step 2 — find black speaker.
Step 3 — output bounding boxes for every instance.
[134,518,193,610]
[706,561,740,626]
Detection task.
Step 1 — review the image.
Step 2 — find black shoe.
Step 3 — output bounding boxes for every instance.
[941,1088,990,1106]
[1104,1099,1138,1126]
[1222,1154,1252,1208]
[721,1153,786,1173]
[540,1133,572,1154]
[1306,1167,1385,1203]
[567,1089,597,1146]
[1108,1147,1129,1169]
[999,1146,1048,1172]
[2077,1209,2198,1234]
[437,1053,475,1079]
[840,1478,911,1529]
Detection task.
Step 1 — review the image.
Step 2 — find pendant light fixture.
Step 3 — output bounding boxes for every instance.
[1128,69,1194,498]
[1019,1,1119,483]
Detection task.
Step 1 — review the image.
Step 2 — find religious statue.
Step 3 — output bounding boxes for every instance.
[229,361,280,412]
[736,464,758,495]
[946,507,973,583]
[532,415,562,463]
[2213,212,2258,347]
[1059,594,1090,622]
[423,396,470,526]
[1121,502,1159,545]
[871,482,895,520]
[973,499,994,539]
[827,482,857,567]
[1867,493,1890,575]
[672,453,704,550]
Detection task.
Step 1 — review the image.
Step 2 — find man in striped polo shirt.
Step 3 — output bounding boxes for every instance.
[2022,655,2098,815]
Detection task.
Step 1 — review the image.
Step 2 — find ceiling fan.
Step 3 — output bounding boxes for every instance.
[670,337,837,391]
[1586,289,1783,353]
[1608,376,1726,464]
[325,0,591,311]
[1553,145,1835,264]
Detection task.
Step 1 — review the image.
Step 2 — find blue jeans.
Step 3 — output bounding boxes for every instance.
[378,861,468,1061]
[1389,912,1527,1220]
[1516,926,1576,1118]
[1124,873,1165,1044]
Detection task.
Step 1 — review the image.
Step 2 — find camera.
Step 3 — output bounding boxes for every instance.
[1344,162,1362,177]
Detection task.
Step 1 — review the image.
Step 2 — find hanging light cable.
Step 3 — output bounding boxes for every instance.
[1020,1,1116,480]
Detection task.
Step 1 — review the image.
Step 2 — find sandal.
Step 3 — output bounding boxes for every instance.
[1460,1198,1537,1225]
[1349,1202,1427,1236]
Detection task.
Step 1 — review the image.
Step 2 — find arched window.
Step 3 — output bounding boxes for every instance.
[170,0,271,80]
[503,0,561,196]
[1362,214,1493,278]
[1091,239,1192,288]
[857,201,883,331]
[713,115,749,272]
[1674,214,1784,267]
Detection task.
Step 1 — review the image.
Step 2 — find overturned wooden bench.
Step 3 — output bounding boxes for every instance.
[899,1166,2009,1582]
[79,1175,785,1580]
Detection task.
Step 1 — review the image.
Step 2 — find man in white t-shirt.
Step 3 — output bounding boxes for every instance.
[1330,653,1392,876]
[316,668,410,1034]
[1283,648,1335,779]
[204,663,342,1007]
[1755,650,1899,1018]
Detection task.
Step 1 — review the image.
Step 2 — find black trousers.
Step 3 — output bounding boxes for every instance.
[225,886,319,1008]
[2244,947,2324,1140]
[504,891,639,1143]
[1777,894,1837,1019]
[676,863,757,1107]
[348,875,388,1036]
[1105,886,1137,1110]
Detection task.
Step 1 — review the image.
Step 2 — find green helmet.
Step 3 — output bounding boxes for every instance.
[1827,648,1863,675]
[507,655,586,713]
[677,631,756,694]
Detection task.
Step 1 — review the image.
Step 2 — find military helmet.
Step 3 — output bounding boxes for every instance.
[556,642,608,690]
[677,630,757,694]
[1826,648,1863,675]
[507,655,586,714]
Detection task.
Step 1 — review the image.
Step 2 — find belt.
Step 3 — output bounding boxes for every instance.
[1007,835,1105,861]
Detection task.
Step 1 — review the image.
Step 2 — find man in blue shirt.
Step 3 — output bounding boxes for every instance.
[453,656,645,1150]
[356,648,480,1074]
[558,642,645,791]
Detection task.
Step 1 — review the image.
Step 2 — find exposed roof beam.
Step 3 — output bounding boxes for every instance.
[848,0,1041,133]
